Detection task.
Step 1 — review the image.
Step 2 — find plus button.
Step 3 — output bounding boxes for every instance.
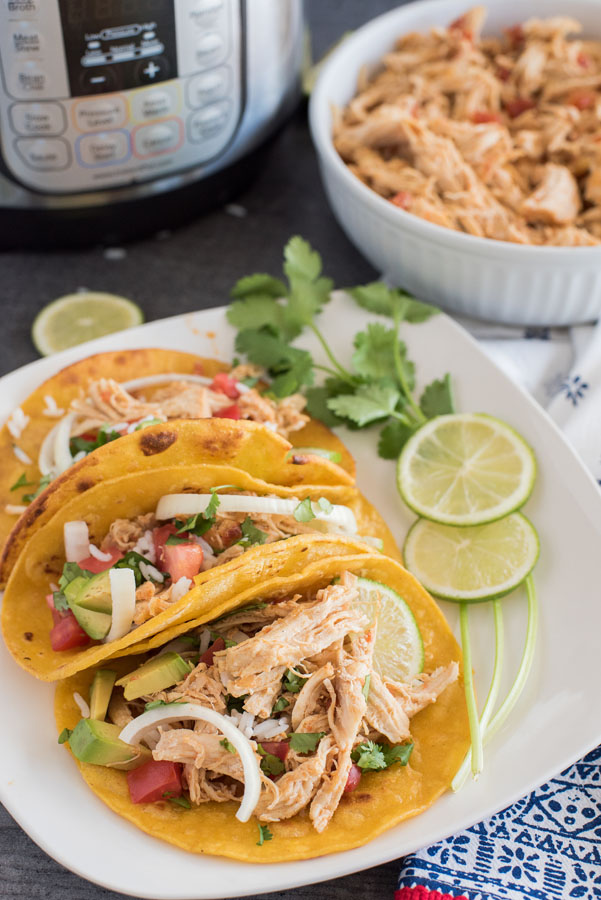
[143,61,160,79]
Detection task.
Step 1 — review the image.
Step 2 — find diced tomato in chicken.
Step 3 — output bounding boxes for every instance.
[200,636,225,666]
[50,611,91,651]
[162,542,203,582]
[568,90,596,110]
[391,191,412,210]
[127,759,183,804]
[344,764,362,793]
[504,97,536,119]
[496,66,512,82]
[472,110,502,124]
[578,52,591,69]
[153,523,178,569]
[78,547,123,574]
[259,741,290,762]
[504,24,524,47]
[213,404,241,420]
[210,372,240,400]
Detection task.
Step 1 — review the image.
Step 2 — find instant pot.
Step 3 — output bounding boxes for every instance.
[0,0,303,248]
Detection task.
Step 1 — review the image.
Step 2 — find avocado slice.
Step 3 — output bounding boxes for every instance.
[115,652,193,701]
[66,571,113,640]
[68,719,149,769]
[89,669,117,721]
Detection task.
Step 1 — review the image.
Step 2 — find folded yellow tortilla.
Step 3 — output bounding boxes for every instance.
[2,458,399,681]
[0,349,354,577]
[55,548,469,862]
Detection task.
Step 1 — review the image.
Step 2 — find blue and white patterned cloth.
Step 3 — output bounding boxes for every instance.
[397,318,601,900]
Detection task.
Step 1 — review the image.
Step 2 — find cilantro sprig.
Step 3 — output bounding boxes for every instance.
[256,823,273,846]
[351,740,413,771]
[227,237,454,457]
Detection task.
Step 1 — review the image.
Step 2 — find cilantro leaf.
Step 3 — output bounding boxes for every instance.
[256,823,273,846]
[234,331,314,396]
[272,696,290,713]
[377,419,417,459]
[22,472,53,503]
[163,792,191,809]
[283,236,324,283]
[304,386,344,427]
[220,738,237,754]
[350,283,438,323]
[352,324,397,381]
[230,273,287,300]
[57,728,72,744]
[175,490,221,536]
[257,745,285,776]
[362,674,371,701]
[327,383,400,427]
[403,298,440,323]
[419,375,455,418]
[317,497,333,514]
[144,700,186,711]
[288,732,325,754]
[283,668,305,693]
[165,533,188,546]
[382,742,413,767]
[10,473,33,492]
[351,740,387,771]
[238,516,268,547]
[227,297,293,340]
[114,551,160,587]
[293,498,315,523]
[69,423,121,457]
[53,561,94,611]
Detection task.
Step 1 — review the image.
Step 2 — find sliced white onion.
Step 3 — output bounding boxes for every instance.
[119,703,261,822]
[38,423,60,476]
[253,717,289,740]
[42,395,64,418]
[105,568,136,643]
[198,628,211,654]
[155,494,358,534]
[139,561,164,584]
[12,444,32,465]
[5,504,27,516]
[355,535,384,551]
[88,543,113,562]
[53,411,77,475]
[73,692,90,718]
[64,521,90,563]
[171,576,192,603]
[121,373,250,395]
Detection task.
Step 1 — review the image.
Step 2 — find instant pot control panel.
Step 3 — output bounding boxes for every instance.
[0,0,243,194]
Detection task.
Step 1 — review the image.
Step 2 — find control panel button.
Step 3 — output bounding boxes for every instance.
[195,33,226,68]
[186,67,229,108]
[188,0,224,27]
[79,67,117,95]
[187,101,230,142]
[130,86,179,122]
[8,60,48,97]
[133,118,183,157]
[76,131,129,167]
[135,57,171,85]
[15,136,69,170]
[2,1,40,15]
[73,95,126,132]
[9,101,65,136]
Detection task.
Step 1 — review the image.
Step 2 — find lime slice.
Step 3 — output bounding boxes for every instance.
[286,447,342,464]
[354,576,424,681]
[32,292,144,356]
[397,413,536,526]
[403,513,539,602]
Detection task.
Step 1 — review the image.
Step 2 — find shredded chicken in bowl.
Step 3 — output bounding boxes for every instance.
[334,6,601,246]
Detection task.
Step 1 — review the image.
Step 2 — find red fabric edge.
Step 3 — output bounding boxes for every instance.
[395,888,470,900]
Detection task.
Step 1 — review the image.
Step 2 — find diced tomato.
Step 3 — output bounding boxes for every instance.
[200,636,225,666]
[210,372,240,400]
[504,97,536,119]
[504,24,524,47]
[391,191,412,210]
[78,547,123,574]
[578,51,591,69]
[163,542,203,582]
[213,403,241,420]
[50,611,90,651]
[344,764,362,793]
[259,741,289,762]
[568,90,596,110]
[472,110,502,124]
[496,65,512,82]
[153,523,179,569]
[127,759,183,804]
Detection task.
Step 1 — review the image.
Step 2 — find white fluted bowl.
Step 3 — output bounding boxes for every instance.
[309,0,601,325]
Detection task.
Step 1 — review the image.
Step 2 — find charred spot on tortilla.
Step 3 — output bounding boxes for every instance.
[139,430,177,456]
[198,433,243,457]
[23,632,33,641]
[76,479,95,493]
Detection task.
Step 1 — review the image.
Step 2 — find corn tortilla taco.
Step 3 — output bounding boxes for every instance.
[55,548,469,862]
[0,348,354,570]
[2,455,397,681]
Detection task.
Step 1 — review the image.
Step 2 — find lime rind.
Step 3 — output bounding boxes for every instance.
[354,576,424,680]
[397,413,537,527]
[32,292,144,356]
[402,512,540,603]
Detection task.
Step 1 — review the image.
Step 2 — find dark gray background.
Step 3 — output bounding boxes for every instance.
[0,1,408,897]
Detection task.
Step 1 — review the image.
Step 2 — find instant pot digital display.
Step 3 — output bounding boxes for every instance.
[58,0,178,95]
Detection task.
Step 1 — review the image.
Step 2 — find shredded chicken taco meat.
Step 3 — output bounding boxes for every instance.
[335,7,601,245]
[47,492,368,651]
[59,571,459,838]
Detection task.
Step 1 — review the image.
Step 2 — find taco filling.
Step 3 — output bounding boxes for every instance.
[31,369,308,492]
[62,571,458,833]
[50,493,371,651]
